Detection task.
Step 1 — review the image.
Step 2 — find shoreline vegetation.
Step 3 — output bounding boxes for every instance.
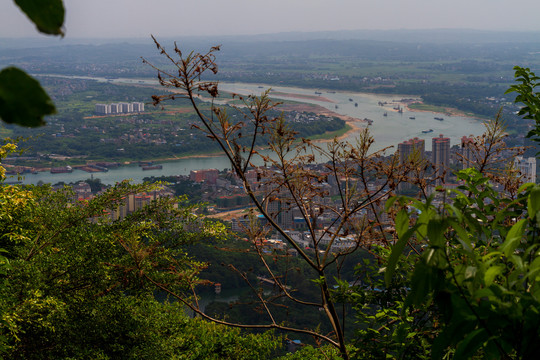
[14,119,357,173]
[8,90,367,173]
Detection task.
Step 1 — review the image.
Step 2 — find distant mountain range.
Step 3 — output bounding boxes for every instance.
[2,28,540,49]
[1,29,539,74]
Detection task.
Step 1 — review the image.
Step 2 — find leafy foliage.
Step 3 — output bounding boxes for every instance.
[506,66,540,148]
[341,246,433,360]
[387,169,540,359]
[0,142,279,358]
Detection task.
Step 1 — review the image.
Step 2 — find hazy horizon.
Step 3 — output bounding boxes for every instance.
[2,0,540,40]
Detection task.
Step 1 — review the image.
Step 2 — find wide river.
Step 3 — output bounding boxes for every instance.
[16,77,486,185]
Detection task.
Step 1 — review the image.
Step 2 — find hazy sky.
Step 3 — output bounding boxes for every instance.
[1,0,540,39]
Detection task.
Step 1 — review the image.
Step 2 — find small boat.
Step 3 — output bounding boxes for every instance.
[335,105,339,109]
[383,112,388,117]
[142,164,163,171]
[349,98,353,102]
[409,116,416,120]
[422,129,434,133]
[50,166,73,174]
[315,91,322,95]
[434,117,444,121]
[354,103,358,107]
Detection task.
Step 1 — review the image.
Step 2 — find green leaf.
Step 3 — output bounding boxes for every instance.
[0,67,55,127]
[427,218,445,247]
[518,182,535,194]
[385,225,416,287]
[384,195,399,211]
[448,219,472,253]
[474,288,495,299]
[405,259,439,308]
[528,186,540,219]
[424,248,448,269]
[500,219,527,257]
[464,266,477,280]
[528,256,540,282]
[454,328,489,359]
[395,209,409,239]
[484,266,503,286]
[14,0,65,36]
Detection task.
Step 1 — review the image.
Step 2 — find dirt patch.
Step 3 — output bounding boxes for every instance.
[208,208,254,221]
[404,101,472,117]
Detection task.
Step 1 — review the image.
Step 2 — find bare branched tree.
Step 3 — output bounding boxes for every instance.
[142,37,429,359]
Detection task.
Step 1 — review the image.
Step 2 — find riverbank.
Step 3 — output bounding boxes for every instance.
[406,101,482,118]
[14,80,486,185]
[6,110,357,175]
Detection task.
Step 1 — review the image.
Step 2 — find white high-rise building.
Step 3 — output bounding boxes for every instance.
[95,104,110,115]
[96,102,144,115]
[132,102,145,112]
[120,102,133,113]
[514,156,537,183]
[110,103,121,114]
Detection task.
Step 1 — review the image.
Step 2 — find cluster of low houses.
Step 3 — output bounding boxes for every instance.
[62,144,537,254]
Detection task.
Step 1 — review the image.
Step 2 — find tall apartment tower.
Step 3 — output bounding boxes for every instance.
[398,137,425,164]
[110,103,121,114]
[132,102,145,112]
[120,102,133,113]
[461,135,475,170]
[95,104,111,115]
[432,134,450,185]
[398,137,425,192]
[514,156,537,183]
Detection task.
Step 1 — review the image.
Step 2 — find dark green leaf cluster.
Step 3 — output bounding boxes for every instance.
[345,247,432,360]
[387,168,540,359]
[505,66,540,149]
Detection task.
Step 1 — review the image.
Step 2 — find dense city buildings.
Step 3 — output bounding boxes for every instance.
[190,169,219,185]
